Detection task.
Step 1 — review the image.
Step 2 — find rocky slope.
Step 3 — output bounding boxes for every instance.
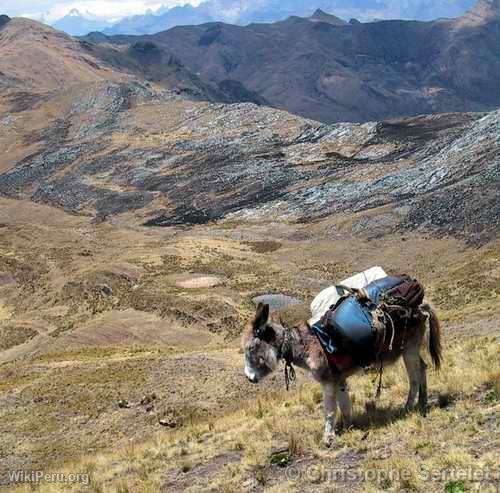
[0,14,498,246]
[90,0,500,123]
[0,74,498,243]
[0,12,498,491]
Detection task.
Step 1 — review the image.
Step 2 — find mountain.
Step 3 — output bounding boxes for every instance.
[0,14,9,28]
[52,9,114,36]
[1,17,498,244]
[457,0,500,24]
[92,1,500,123]
[0,16,238,105]
[2,74,498,241]
[103,4,216,36]
[0,17,127,94]
[103,0,477,35]
[308,9,347,25]
[0,15,498,487]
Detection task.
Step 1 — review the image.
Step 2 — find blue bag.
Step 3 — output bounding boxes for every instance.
[311,276,405,367]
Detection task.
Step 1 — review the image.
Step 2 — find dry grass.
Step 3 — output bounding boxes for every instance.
[0,324,38,350]
[243,241,283,254]
[10,333,498,492]
[0,197,499,492]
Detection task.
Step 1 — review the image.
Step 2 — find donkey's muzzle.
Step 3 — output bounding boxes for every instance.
[244,366,259,383]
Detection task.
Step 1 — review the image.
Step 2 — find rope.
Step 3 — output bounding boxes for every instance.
[372,307,387,359]
[386,312,395,351]
[400,316,408,350]
[375,359,383,401]
[280,328,296,391]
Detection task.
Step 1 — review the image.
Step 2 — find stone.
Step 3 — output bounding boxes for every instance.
[0,273,16,286]
[252,294,301,312]
[159,418,178,428]
[175,275,223,289]
[100,285,113,296]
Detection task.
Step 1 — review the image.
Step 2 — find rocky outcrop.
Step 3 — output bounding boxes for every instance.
[459,0,500,24]
[0,15,498,245]
[309,9,347,25]
[0,77,498,244]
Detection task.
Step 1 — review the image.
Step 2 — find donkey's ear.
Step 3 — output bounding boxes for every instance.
[259,324,276,343]
[253,303,270,331]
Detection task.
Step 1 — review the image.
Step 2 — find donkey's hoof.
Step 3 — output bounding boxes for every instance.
[342,424,354,433]
[419,405,429,416]
[365,400,377,414]
[323,433,336,448]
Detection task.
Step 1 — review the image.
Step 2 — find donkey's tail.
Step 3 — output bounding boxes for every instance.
[420,303,442,370]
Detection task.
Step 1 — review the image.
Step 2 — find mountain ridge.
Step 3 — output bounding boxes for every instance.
[0,17,246,105]
[0,14,10,28]
[0,6,498,491]
[102,0,477,36]
[309,8,347,25]
[53,9,114,36]
[458,0,500,24]
[85,2,500,123]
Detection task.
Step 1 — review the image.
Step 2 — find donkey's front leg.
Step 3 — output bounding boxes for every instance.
[338,381,353,429]
[322,381,338,447]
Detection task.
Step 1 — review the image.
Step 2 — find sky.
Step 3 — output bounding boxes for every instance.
[0,0,475,23]
[0,0,200,22]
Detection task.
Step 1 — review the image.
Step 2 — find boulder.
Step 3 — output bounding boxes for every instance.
[252,294,301,312]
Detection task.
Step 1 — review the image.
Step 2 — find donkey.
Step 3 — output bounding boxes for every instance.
[242,302,442,447]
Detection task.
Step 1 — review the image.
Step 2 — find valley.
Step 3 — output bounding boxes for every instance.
[0,196,498,492]
[0,5,498,492]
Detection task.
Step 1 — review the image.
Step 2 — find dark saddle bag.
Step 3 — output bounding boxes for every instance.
[311,275,424,370]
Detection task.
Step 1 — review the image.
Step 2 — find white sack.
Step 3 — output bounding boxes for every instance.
[309,266,387,325]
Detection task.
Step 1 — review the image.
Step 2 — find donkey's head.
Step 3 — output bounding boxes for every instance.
[242,303,284,383]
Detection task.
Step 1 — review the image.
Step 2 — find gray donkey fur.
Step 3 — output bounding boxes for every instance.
[242,302,442,447]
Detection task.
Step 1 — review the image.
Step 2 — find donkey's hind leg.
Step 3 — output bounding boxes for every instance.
[418,357,428,415]
[403,349,422,413]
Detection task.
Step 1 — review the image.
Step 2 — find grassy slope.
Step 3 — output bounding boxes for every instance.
[10,328,499,493]
[0,197,498,492]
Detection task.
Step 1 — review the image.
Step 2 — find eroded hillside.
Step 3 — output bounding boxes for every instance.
[0,13,498,493]
[0,197,498,491]
[1,17,498,246]
[0,17,231,109]
[1,78,498,243]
